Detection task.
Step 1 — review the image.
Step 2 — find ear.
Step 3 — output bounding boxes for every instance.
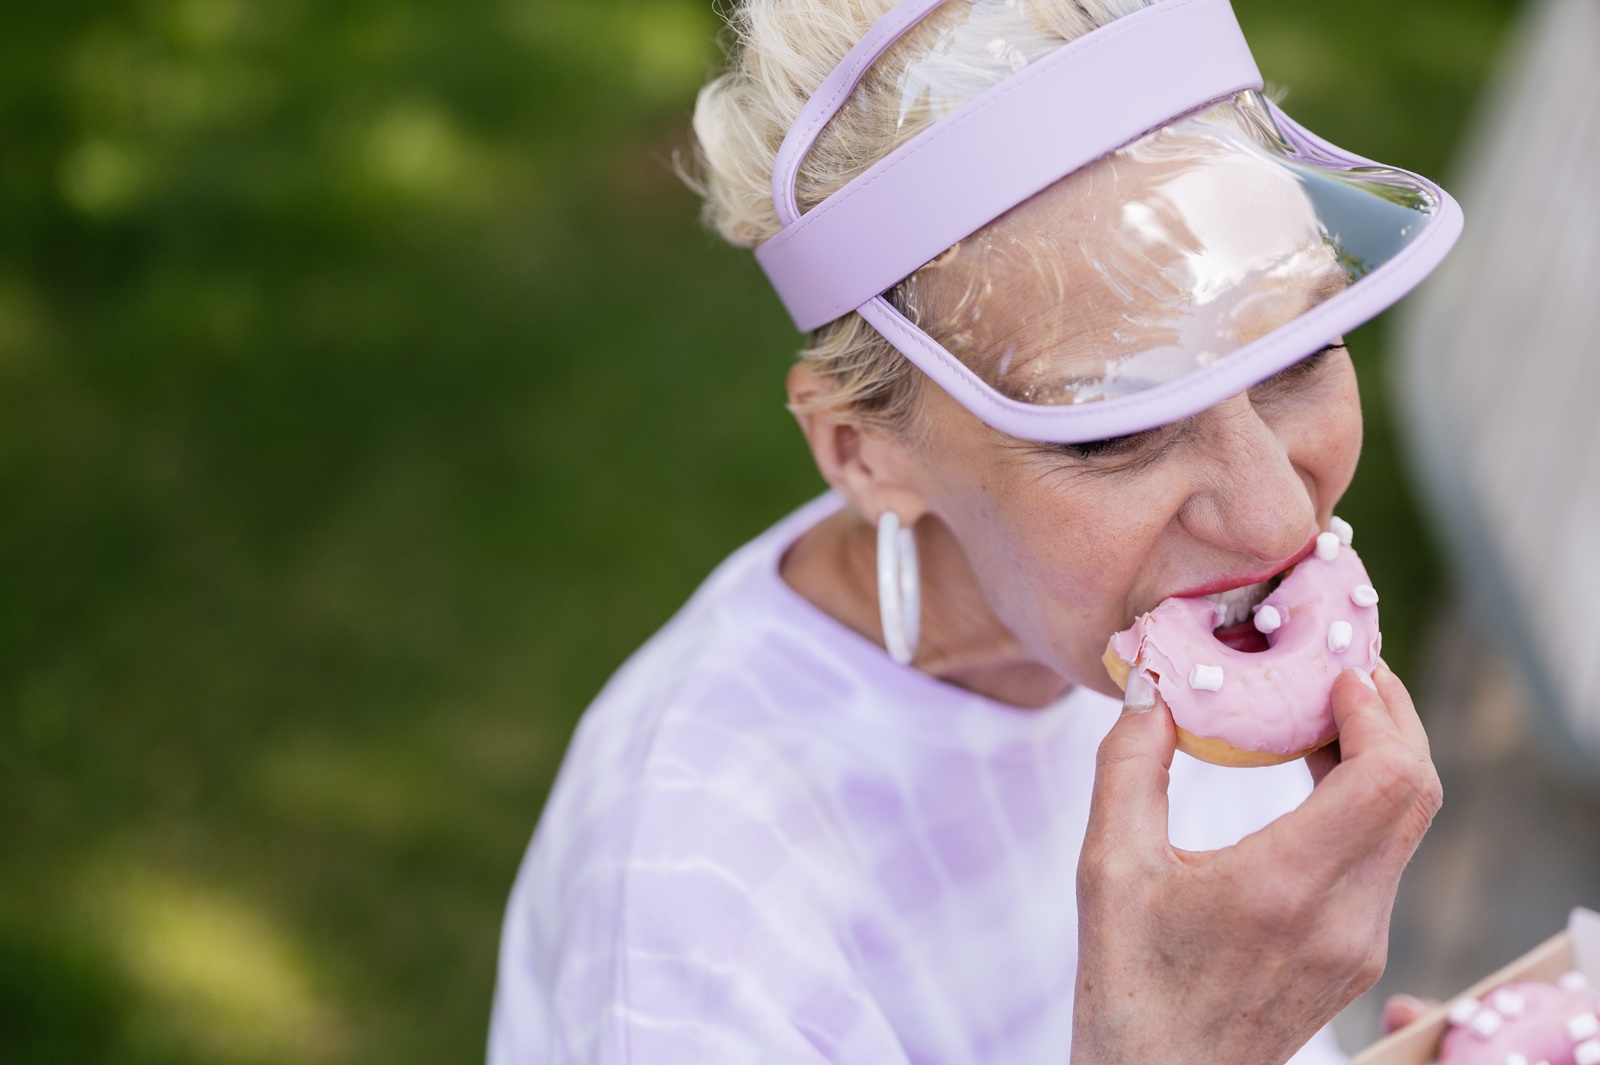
[787,362,930,525]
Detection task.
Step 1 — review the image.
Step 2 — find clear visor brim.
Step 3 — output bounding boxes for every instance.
[892,92,1439,407]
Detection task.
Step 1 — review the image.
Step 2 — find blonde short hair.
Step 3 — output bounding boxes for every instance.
[689,0,1156,434]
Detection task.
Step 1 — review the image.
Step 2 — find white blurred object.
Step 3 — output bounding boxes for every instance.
[1396,0,1600,776]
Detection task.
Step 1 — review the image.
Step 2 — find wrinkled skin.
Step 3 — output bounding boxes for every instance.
[782,343,1360,708]
[781,342,1443,1062]
[1075,666,1440,1064]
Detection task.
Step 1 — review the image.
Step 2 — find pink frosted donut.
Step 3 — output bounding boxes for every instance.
[1103,519,1381,767]
[1437,978,1600,1065]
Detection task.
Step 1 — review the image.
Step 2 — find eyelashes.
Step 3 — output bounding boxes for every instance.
[1055,428,1161,460]
[1251,342,1344,392]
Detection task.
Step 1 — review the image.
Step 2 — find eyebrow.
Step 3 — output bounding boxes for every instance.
[1048,336,1344,397]
[1301,266,1356,315]
[1084,340,1347,438]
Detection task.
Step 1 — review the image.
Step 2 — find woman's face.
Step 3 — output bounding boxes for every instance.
[873,126,1365,697]
[895,342,1362,697]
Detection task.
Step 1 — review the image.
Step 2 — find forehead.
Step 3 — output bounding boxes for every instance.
[899,107,1351,404]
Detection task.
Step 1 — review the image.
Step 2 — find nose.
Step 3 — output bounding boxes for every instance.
[1177,394,1318,567]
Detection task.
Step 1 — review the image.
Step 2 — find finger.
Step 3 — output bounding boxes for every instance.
[1381,994,1436,1035]
[1364,661,1443,860]
[1083,672,1177,862]
[1253,669,1419,876]
[1372,660,1431,758]
[1305,738,1341,786]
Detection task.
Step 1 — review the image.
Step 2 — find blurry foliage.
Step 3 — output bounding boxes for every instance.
[0,0,1517,1059]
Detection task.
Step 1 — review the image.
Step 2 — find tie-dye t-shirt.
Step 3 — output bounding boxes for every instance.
[489,493,1346,1064]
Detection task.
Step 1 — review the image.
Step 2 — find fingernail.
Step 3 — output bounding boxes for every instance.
[1391,994,1427,1013]
[1355,669,1378,693]
[1376,657,1392,676]
[1123,670,1156,713]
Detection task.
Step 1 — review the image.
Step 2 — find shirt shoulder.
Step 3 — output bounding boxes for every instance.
[492,496,915,1064]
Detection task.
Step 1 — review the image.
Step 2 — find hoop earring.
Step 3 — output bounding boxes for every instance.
[876,511,921,666]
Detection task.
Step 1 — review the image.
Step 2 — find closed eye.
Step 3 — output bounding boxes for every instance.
[1055,427,1163,460]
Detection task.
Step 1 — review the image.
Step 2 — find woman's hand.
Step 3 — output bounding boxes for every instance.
[1071,664,1442,1065]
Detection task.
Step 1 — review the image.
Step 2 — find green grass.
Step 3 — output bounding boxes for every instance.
[0,0,1517,1059]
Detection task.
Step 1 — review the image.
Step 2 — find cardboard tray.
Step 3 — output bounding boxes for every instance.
[1351,907,1600,1065]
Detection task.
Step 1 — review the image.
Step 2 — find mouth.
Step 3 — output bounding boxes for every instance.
[1118,536,1319,653]
[1204,575,1285,653]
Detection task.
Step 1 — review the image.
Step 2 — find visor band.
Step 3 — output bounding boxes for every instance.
[768,0,950,229]
[756,0,1263,333]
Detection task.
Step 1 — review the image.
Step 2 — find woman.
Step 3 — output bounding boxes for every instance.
[491,0,1448,1061]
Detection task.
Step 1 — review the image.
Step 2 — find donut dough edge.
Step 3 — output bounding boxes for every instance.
[1101,643,1333,769]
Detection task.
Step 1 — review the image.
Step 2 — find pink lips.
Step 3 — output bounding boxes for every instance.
[1153,534,1319,608]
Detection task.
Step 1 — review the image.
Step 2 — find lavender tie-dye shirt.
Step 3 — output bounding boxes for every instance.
[490,493,1346,1064]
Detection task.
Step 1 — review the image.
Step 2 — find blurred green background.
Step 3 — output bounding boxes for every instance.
[0,0,1518,1060]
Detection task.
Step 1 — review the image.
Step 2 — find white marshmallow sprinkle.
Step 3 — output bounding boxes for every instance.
[1569,1012,1600,1041]
[1560,970,1591,993]
[1491,989,1526,1017]
[1577,1040,1600,1065]
[1465,1004,1504,1036]
[1327,621,1354,654]
[1351,584,1380,608]
[1504,1053,1529,1065]
[1254,605,1283,634]
[1188,664,1224,692]
[1329,516,1354,545]
[1315,531,1341,561]
[1447,997,1481,1026]
[1470,1008,1504,1038]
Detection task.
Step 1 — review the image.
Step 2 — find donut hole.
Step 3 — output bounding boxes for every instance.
[1213,619,1269,653]
[1210,571,1288,654]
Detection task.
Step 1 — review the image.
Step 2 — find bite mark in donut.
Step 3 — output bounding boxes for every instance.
[1103,518,1382,767]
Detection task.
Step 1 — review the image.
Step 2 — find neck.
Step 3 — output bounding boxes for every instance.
[780,506,1070,709]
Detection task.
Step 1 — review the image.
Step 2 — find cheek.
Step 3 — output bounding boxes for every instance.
[1293,367,1364,503]
[933,459,1180,663]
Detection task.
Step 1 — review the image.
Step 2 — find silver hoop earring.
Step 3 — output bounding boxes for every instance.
[876,511,921,666]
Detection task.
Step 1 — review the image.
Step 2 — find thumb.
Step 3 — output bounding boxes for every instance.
[1085,671,1177,856]
[1382,994,1436,1034]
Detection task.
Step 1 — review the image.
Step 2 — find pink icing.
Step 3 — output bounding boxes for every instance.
[1108,535,1381,755]
[1437,981,1600,1065]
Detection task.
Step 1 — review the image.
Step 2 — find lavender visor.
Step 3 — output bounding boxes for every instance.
[753,0,1464,444]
